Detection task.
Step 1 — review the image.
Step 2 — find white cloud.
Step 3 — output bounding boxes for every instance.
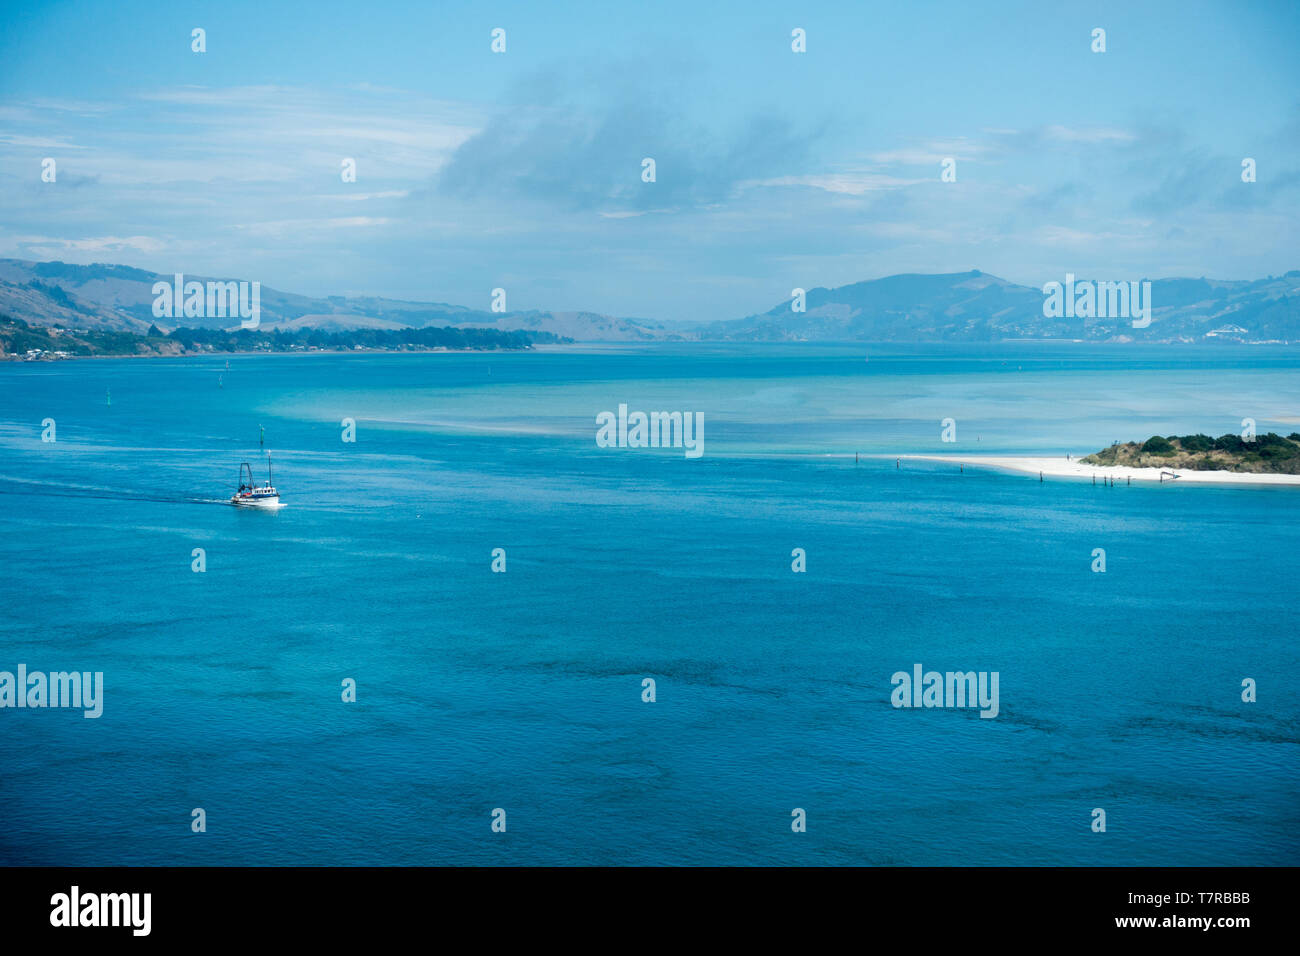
[0,134,88,149]
[311,190,411,202]
[747,172,927,195]
[9,234,169,254]
[1044,125,1137,144]
[233,217,395,237]
[868,139,994,165]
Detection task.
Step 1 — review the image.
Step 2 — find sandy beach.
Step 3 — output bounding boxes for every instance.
[900,454,1300,486]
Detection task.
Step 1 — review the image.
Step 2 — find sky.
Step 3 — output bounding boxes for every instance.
[1,0,1298,322]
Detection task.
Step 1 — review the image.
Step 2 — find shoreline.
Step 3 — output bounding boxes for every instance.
[899,454,1300,486]
[1,344,571,363]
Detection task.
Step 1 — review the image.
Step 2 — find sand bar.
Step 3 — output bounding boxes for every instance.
[899,454,1300,486]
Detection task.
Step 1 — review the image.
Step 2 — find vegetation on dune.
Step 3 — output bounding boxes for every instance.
[1085,432,1300,474]
[1140,435,1175,455]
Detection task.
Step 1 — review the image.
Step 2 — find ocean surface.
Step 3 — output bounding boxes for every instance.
[1,343,1297,866]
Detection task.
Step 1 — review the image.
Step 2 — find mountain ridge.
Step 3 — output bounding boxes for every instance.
[702,268,1300,343]
[0,259,679,342]
[2,259,1298,344]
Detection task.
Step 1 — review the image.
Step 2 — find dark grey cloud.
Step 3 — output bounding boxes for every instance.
[1130,149,1297,215]
[1021,180,1093,213]
[437,62,825,212]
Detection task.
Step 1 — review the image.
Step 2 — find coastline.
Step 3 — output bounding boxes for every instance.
[900,454,1300,486]
[1,343,571,363]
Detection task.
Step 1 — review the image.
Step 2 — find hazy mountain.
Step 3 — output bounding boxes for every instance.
[3,259,1298,344]
[0,259,679,341]
[701,269,1300,343]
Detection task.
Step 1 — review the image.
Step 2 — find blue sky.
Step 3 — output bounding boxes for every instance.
[1,0,1297,320]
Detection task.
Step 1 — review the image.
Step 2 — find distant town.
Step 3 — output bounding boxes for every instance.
[1,316,567,360]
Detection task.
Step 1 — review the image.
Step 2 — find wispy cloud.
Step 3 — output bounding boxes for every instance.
[0,134,87,149]
[1044,126,1137,144]
[233,216,396,237]
[868,139,994,165]
[748,170,930,195]
[8,234,169,254]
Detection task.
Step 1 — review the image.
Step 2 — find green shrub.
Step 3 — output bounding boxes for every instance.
[1177,434,1214,452]
[1141,435,1176,455]
[1213,434,1246,453]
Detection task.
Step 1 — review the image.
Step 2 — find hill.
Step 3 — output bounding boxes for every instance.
[1083,433,1300,474]
[701,269,1300,343]
[0,259,677,342]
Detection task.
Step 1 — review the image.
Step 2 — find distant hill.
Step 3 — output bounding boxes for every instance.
[0,259,678,342]
[701,269,1300,343]
[4,259,1298,344]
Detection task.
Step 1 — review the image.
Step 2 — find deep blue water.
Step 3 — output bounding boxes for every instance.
[1,344,1297,865]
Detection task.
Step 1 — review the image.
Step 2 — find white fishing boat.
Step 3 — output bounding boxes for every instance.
[230,457,282,508]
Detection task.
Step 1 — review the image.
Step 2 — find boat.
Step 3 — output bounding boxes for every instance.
[230,456,282,508]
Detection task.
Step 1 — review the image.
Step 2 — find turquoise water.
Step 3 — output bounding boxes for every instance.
[1,344,1297,865]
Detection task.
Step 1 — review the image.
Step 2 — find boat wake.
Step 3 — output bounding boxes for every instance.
[0,477,226,506]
